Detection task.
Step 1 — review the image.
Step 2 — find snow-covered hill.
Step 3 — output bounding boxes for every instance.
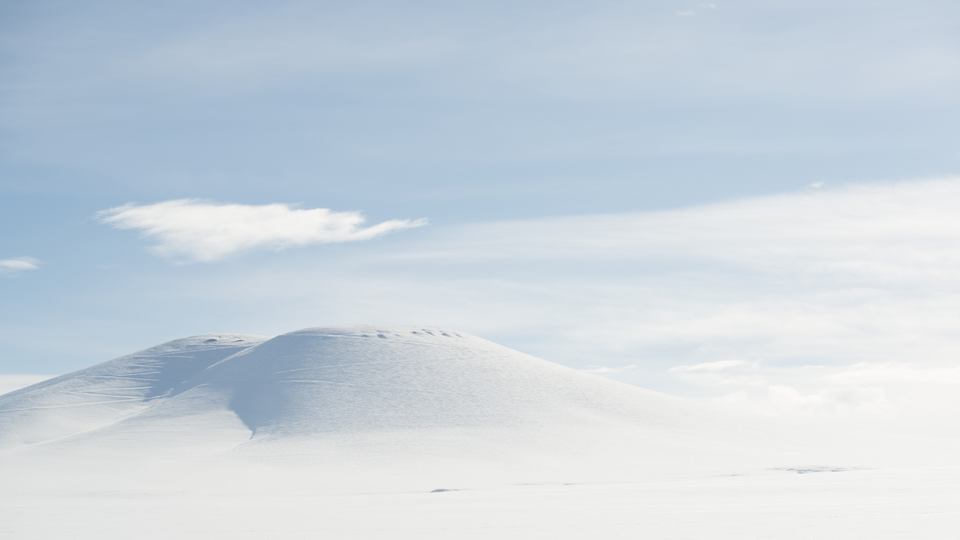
[2,325,813,490]
[3,325,959,538]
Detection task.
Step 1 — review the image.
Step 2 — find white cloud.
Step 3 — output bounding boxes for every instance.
[0,257,40,275]
[677,11,696,16]
[808,181,824,188]
[670,360,753,372]
[97,199,427,262]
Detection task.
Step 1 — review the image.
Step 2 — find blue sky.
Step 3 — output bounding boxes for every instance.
[3,0,960,422]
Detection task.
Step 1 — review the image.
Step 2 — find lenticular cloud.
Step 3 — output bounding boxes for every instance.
[97,199,427,262]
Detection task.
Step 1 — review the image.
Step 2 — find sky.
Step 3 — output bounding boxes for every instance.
[2,0,960,426]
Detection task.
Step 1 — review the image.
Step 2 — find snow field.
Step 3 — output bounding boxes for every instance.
[2,325,958,538]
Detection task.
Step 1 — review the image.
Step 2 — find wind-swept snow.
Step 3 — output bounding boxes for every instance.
[0,334,268,450]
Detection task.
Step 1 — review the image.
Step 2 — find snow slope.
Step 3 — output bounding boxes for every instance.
[0,334,267,451]
[2,325,958,538]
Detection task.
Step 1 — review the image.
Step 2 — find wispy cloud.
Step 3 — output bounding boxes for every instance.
[670,360,753,372]
[582,364,638,374]
[395,177,960,281]
[97,200,427,263]
[824,363,960,385]
[0,257,40,275]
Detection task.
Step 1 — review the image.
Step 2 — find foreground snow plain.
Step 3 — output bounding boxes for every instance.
[2,325,958,538]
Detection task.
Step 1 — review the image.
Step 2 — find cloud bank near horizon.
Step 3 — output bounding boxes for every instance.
[97,199,427,262]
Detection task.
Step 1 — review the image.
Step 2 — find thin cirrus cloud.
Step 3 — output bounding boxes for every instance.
[396,176,960,278]
[0,257,41,275]
[669,360,754,372]
[97,199,427,263]
[824,364,960,385]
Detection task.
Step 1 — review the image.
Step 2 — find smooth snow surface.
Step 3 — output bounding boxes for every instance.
[2,325,958,538]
